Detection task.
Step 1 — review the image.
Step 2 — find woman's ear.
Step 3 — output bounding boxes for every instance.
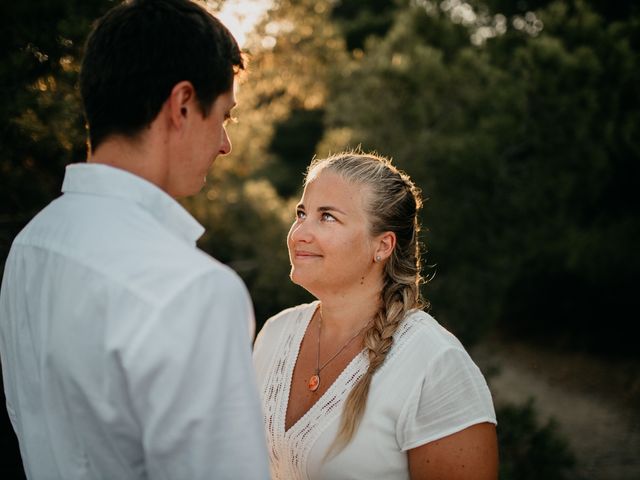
[374,231,396,263]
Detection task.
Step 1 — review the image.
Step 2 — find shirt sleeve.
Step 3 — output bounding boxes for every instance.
[124,267,270,480]
[396,346,497,451]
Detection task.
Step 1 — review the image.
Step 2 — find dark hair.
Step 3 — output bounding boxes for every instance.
[80,0,244,151]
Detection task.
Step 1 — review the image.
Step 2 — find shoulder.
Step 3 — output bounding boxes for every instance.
[395,311,493,412]
[257,301,317,340]
[387,309,487,383]
[179,257,247,297]
[253,301,317,357]
[109,245,248,308]
[12,194,232,301]
[396,310,467,358]
[393,312,497,450]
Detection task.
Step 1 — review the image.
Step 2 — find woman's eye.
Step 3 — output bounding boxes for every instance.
[296,210,306,220]
[321,212,336,222]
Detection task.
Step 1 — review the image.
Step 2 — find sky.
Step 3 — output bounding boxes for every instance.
[214,0,273,47]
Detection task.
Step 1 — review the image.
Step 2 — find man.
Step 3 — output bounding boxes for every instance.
[0,0,269,478]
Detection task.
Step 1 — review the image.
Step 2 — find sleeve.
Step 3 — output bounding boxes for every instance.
[0,250,19,435]
[396,347,497,451]
[252,314,277,363]
[125,268,270,480]
[251,314,280,392]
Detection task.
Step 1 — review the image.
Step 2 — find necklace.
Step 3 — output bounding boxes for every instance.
[307,309,371,392]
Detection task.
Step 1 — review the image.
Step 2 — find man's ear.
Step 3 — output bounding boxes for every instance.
[168,81,196,128]
[374,231,396,262]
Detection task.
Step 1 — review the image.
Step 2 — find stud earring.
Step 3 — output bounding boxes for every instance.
[375,255,381,262]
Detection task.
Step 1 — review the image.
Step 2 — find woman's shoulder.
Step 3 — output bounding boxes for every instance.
[253,302,317,363]
[389,310,491,401]
[257,301,318,339]
[395,309,468,358]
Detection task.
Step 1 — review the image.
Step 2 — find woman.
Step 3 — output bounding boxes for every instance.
[253,152,498,479]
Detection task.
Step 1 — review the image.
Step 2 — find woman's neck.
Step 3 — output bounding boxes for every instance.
[317,288,382,339]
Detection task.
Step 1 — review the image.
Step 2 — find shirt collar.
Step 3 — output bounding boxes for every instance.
[61,163,205,245]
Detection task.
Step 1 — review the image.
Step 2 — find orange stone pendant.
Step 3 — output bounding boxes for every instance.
[308,374,320,392]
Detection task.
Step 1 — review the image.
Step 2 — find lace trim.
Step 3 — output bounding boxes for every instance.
[285,348,368,479]
[261,305,423,480]
[261,303,315,479]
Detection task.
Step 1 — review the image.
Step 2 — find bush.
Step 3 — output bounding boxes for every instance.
[497,399,580,480]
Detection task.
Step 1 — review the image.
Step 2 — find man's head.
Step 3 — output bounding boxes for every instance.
[80,0,244,154]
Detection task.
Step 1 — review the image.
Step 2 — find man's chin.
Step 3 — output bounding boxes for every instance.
[170,180,205,199]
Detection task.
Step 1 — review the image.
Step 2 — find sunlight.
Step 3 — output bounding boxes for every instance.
[211,0,273,47]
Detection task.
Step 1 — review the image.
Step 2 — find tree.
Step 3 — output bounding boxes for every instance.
[0,0,112,275]
[319,0,640,353]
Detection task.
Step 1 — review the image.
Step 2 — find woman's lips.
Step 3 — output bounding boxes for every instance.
[293,250,322,259]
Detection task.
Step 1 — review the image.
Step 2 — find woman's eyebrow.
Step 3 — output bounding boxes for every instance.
[318,206,346,215]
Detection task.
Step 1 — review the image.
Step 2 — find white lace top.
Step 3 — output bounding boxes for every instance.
[253,301,496,480]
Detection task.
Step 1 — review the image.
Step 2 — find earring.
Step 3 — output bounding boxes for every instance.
[375,255,381,262]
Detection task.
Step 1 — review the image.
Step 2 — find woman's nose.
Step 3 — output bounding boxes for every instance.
[289,219,312,243]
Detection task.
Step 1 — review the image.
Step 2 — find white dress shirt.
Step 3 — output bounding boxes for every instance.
[0,163,269,479]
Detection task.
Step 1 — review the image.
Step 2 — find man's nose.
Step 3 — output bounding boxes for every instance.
[219,128,231,155]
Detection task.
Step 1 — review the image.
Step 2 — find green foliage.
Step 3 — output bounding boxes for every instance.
[0,0,112,272]
[492,1,640,354]
[265,107,325,197]
[330,0,402,51]
[497,400,579,480]
[318,0,640,352]
[2,0,638,352]
[321,5,520,342]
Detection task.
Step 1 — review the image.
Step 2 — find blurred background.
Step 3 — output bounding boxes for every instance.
[1,0,638,478]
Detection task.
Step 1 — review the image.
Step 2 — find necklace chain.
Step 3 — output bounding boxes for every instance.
[307,308,371,392]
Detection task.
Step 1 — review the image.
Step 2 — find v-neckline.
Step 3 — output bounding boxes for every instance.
[283,302,367,436]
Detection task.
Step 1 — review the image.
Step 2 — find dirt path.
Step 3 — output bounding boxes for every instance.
[472,339,640,480]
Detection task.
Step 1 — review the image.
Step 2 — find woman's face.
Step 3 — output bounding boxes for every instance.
[287,170,379,297]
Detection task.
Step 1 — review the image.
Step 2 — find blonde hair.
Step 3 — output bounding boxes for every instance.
[305,151,426,455]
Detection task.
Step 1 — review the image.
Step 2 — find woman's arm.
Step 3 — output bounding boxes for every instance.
[408,422,498,480]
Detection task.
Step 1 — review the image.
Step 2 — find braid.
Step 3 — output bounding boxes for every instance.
[309,152,425,458]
